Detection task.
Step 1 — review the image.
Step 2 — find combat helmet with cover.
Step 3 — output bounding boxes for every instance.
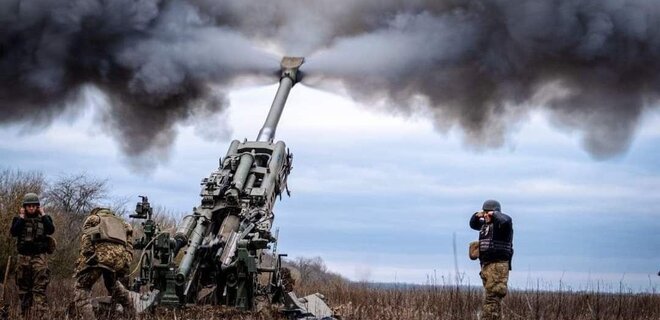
[482,199,501,212]
[22,193,40,206]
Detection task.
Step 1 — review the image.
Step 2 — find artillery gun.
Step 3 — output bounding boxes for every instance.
[130,57,333,318]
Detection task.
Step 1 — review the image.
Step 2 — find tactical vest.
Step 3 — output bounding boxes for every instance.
[18,217,48,254]
[479,222,513,263]
[84,211,128,246]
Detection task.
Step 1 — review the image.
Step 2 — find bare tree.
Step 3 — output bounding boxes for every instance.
[0,169,183,279]
[43,173,110,278]
[291,256,331,283]
[109,195,132,217]
[283,256,347,293]
[43,173,108,216]
[129,204,180,240]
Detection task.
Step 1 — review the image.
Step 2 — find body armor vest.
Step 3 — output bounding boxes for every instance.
[85,211,128,246]
[18,217,48,254]
[479,223,513,262]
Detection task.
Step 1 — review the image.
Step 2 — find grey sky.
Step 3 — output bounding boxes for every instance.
[1,84,659,292]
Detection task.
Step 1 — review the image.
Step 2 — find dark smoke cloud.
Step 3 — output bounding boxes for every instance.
[2,0,659,161]
[189,0,457,56]
[0,0,277,161]
[298,0,660,158]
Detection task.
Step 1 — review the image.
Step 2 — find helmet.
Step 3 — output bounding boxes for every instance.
[22,193,40,206]
[90,207,113,216]
[482,199,501,212]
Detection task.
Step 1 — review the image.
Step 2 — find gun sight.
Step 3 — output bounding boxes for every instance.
[130,195,153,219]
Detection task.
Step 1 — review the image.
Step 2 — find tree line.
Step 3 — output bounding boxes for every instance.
[0,168,342,286]
[0,168,176,279]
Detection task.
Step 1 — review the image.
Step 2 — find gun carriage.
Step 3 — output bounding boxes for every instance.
[129,58,331,318]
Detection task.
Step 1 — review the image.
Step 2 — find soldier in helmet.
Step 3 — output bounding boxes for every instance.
[72,207,138,318]
[10,193,55,317]
[469,199,514,320]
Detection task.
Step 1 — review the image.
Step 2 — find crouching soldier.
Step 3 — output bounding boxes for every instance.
[469,200,514,320]
[73,207,138,318]
[10,193,55,318]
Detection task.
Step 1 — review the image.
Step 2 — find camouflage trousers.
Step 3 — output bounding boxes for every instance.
[72,267,135,319]
[16,253,50,317]
[479,261,510,320]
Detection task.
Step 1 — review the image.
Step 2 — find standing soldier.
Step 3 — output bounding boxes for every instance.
[10,193,55,317]
[469,200,513,320]
[72,207,138,318]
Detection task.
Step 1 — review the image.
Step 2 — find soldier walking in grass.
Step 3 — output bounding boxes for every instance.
[470,200,513,320]
[72,207,137,318]
[10,193,55,318]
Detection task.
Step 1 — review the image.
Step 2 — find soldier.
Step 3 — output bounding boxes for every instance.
[469,199,513,320]
[10,193,55,317]
[72,207,138,318]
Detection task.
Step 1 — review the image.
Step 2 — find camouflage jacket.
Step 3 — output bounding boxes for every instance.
[76,210,133,274]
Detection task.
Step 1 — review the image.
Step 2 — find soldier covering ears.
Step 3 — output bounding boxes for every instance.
[469,199,514,320]
[10,193,55,318]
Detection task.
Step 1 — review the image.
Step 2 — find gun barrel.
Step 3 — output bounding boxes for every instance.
[176,209,213,285]
[256,57,304,142]
[232,153,254,191]
[174,215,197,254]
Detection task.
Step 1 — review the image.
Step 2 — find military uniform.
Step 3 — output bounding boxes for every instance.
[10,193,55,317]
[469,200,513,320]
[72,208,135,318]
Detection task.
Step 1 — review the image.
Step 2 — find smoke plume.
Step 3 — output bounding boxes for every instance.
[297,0,660,158]
[0,0,276,159]
[2,0,660,160]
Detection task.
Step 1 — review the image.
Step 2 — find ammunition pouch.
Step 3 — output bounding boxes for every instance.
[17,217,48,255]
[46,236,57,254]
[469,241,479,260]
[85,213,128,246]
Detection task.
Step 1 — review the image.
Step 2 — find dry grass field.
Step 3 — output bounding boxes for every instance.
[1,276,658,320]
[1,171,658,319]
[297,279,660,320]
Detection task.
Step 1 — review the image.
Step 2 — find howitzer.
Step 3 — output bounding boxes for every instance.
[131,57,333,318]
